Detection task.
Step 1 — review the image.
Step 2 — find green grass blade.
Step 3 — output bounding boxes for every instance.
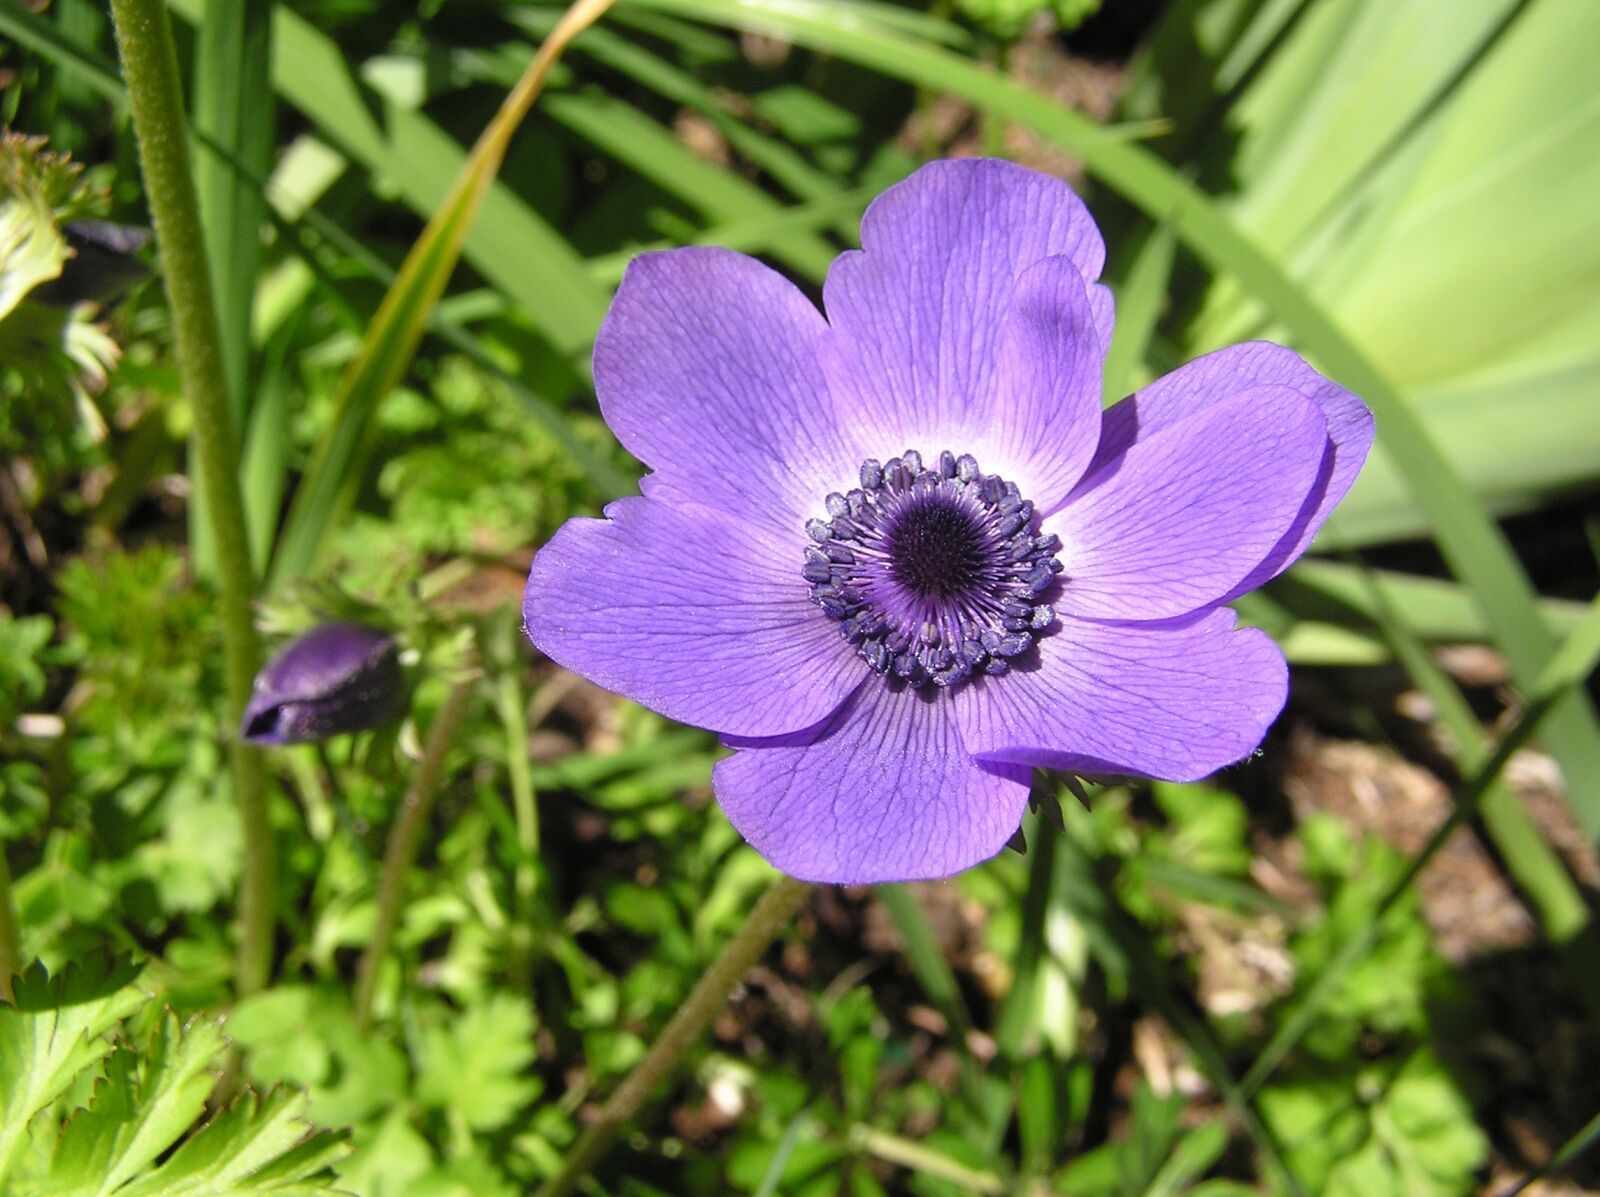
[1273,561,1592,645]
[190,0,270,424]
[1356,561,1600,1012]
[185,0,272,579]
[263,197,637,502]
[627,0,1600,840]
[264,0,617,588]
[1102,219,1176,400]
[1241,589,1600,1096]
[540,89,838,280]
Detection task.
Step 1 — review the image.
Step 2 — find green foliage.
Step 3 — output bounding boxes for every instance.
[53,545,218,735]
[414,995,541,1132]
[0,959,347,1196]
[0,612,56,732]
[954,0,1099,42]
[1261,1049,1487,1197]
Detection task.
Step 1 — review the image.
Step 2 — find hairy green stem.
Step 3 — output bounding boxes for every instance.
[536,875,814,1197]
[108,0,274,995]
[354,680,477,1030]
[0,848,20,1004]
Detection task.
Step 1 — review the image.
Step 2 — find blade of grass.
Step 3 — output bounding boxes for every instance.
[186,0,272,578]
[249,165,635,499]
[629,0,1600,841]
[239,312,297,571]
[1274,560,1592,645]
[848,1124,1006,1194]
[511,12,857,236]
[1357,559,1597,957]
[191,0,271,403]
[265,0,618,589]
[541,89,837,280]
[1102,219,1177,401]
[1496,1109,1600,1197]
[1241,589,1600,1096]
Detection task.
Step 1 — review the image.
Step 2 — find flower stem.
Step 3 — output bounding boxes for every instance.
[535,875,813,1197]
[353,679,476,1030]
[107,0,274,995]
[0,848,21,1004]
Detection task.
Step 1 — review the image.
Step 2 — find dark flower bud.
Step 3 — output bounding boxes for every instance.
[32,221,151,308]
[240,622,405,745]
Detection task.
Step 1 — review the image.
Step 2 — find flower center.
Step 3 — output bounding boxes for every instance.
[802,450,1063,688]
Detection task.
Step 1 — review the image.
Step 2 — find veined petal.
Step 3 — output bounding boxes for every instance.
[525,497,859,738]
[821,158,1106,454]
[715,683,1032,883]
[1050,386,1328,621]
[972,255,1107,511]
[1094,342,1375,595]
[594,247,851,536]
[954,609,1288,781]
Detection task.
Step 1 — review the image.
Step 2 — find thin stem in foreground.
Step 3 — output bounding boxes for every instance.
[107,0,274,995]
[353,679,477,1029]
[536,875,814,1197]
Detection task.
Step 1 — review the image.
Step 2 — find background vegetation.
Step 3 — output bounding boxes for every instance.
[2,0,1598,1193]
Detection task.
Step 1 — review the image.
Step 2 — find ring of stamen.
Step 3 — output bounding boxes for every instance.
[802,450,1064,688]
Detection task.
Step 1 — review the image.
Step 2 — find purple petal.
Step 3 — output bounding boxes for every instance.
[821,158,1106,458]
[954,609,1288,781]
[977,256,1107,511]
[1093,342,1375,595]
[525,497,859,738]
[595,247,853,536]
[1049,386,1328,621]
[715,683,1032,883]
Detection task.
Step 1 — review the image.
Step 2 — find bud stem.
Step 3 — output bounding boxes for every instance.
[535,874,813,1197]
[108,0,274,995]
[354,679,477,1030]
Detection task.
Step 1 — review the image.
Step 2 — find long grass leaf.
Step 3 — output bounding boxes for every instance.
[1356,559,1600,1011]
[186,0,272,578]
[259,193,636,501]
[1241,590,1600,1096]
[265,0,617,589]
[1102,220,1176,400]
[540,90,838,280]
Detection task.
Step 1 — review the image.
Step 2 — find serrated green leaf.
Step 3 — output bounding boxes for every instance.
[414,995,539,1133]
[114,1089,343,1197]
[0,958,146,1182]
[36,1015,223,1197]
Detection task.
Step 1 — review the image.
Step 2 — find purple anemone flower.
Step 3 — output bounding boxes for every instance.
[241,622,405,745]
[525,159,1374,884]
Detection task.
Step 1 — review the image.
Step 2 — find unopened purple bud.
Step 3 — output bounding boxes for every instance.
[240,622,404,745]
